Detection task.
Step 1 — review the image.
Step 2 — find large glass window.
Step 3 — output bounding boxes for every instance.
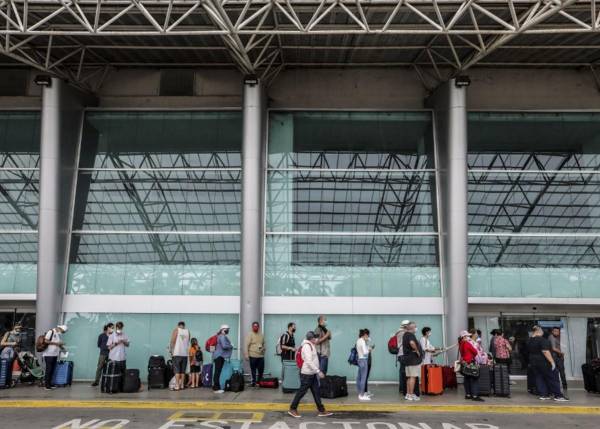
[67,111,242,296]
[0,111,40,293]
[266,111,440,297]
[468,112,600,298]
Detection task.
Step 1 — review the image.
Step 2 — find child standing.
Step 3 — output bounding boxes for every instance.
[188,338,203,388]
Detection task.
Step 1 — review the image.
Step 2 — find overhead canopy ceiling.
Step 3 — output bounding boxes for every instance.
[0,0,599,90]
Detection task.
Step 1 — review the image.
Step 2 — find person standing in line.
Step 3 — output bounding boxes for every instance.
[1,323,23,361]
[549,327,568,392]
[419,327,439,365]
[245,321,265,387]
[279,323,296,362]
[402,321,423,401]
[170,321,190,391]
[212,324,233,394]
[395,319,411,396]
[91,323,113,387]
[187,338,202,388]
[314,315,332,375]
[107,321,129,389]
[459,330,484,402]
[492,330,512,369]
[288,331,333,418]
[470,329,489,365]
[42,325,68,390]
[356,328,373,401]
[528,325,569,402]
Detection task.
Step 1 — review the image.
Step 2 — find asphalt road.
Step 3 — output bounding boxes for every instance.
[3,408,598,429]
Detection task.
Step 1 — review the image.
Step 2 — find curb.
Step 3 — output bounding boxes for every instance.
[0,400,598,415]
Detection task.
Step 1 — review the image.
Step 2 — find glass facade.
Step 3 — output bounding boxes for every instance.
[266,111,440,297]
[468,112,600,298]
[0,112,40,293]
[67,111,242,296]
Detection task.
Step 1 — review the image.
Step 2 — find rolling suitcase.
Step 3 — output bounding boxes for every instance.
[258,377,279,388]
[493,363,511,397]
[442,365,457,389]
[582,363,599,393]
[477,364,492,396]
[123,368,141,393]
[219,359,233,390]
[320,375,348,398]
[147,355,167,389]
[201,363,213,388]
[0,358,12,389]
[101,361,122,394]
[420,364,444,395]
[52,360,74,387]
[282,359,300,393]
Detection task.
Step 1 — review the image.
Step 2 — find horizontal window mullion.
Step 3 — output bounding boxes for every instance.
[468,232,600,238]
[266,231,438,236]
[78,167,242,172]
[72,230,240,235]
[468,169,600,175]
[268,168,436,173]
[0,229,38,234]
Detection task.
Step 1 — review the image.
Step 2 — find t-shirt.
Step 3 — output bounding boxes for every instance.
[107,331,129,362]
[548,335,561,358]
[42,329,62,357]
[189,345,202,366]
[97,333,109,356]
[173,328,190,357]
[280,332,295,361]
[528,336,551,366]
[402,332,423,366]
[420,337,433,365]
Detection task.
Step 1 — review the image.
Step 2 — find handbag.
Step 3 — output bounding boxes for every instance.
[460,362,480,378]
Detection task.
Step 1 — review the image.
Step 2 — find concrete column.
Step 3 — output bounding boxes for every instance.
[240,78,265,350]
[428,79,469,349]
[36,78,94,336]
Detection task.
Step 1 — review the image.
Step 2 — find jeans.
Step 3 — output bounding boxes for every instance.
[318,354,329,375]
[213,356,225,390]
[290,373,325,412]
[463,374,480,398]
[113,360,126,392]
[365,355,372,392]
[44,356,58,387]
[357,359,369,395]
[532,361,563,398]
[553,356,568,389]
[249,357,264,384]
[94,354,108,384]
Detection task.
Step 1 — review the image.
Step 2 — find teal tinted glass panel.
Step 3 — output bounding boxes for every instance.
[469,171,600,233]
[468,112,600,170]
[0,263,36,293]
[75,169,241,232]
[264,314,442,381]
[265,235,440,297]
[268,112,433,169]
[267,170,435,233]
[0,170,39,230]
[0,111,41,168]
[62,313,239,380]
[82,111,242,168]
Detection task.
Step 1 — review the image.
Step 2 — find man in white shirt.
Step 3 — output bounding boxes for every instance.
[170,321,191,391]
[107,321,129,377]
[288,331,333,419]
[42,325,68,390]
[420,326,438,365]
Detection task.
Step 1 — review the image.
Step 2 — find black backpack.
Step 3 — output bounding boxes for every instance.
[195,349,203,363]
[226,372,244,392]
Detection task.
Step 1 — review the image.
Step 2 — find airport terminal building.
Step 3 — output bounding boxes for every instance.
[0,0,599,382]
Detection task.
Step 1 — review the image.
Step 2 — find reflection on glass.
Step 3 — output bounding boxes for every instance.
[269,111,433,169]
[0,170,39,230]
[0,112,41,169]
[0,233,37,263]
[267,170,435,232]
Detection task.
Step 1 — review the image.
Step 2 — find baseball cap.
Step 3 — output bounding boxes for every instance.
[57,325,68,332]
[459,330,470,338]
[220,324,230,331]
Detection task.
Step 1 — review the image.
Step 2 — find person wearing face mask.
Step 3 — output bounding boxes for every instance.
[107,321,129,384]
[356,328,373,401]
[1,323,22,361]
[314,315,332,375]
[212,324,233,393]
[419,327,438,365]
[279,322,297,362]
[91,323,113,387]
[402,321,423,401]
[245,321,265,387]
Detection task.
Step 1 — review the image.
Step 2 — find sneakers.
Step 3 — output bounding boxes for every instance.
[471,397,484,402]
[554,397,570,402]
[318,411,333,417]
[405,394,420,401]
[538,396,552,401]
[213,389,225,394]
[288,410,301,418]
[412,395,421,401]
[358,394,371,401]
[366,391,374,397]
[91,382,98,387]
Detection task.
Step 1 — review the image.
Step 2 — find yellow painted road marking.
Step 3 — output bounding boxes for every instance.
[0,400,599,415]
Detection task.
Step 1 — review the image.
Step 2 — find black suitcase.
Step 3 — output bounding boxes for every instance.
[101,361,122,394]
[493,363,511,397]
[148,355,167,389]
[582,363,600,393]
[320,375,348,398]
[477,364,492,396]
[148,355,166,368]
[226,372,244,393]
[527,365,537,394]
[123,369,141,393]
[0,358,12,389]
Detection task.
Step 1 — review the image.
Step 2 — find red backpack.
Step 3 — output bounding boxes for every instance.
[388,335,399,355]
[296,343,314,369]
[205,334,218,352]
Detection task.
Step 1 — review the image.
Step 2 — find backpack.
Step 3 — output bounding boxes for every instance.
[388,335,399,355]
[348,347,358,366]
[35,330,52,353]
[195,349,203,363]
[226,371,244,392]
[276,333,287,356]
[205,335,218,352]
[296,343,313,369]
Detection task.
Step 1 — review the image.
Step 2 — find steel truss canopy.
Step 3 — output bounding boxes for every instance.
[1,0,600,89]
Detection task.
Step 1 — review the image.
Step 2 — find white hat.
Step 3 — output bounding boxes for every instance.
[401,320,411,327]
[220,324,230,331]
[57,325,68,332]
[459,330,470,338]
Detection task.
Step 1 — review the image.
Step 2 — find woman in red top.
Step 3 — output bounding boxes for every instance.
[459,330,484,402]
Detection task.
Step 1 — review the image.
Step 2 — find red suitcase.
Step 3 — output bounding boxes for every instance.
[442,365,458,389]
[420,364,444,395]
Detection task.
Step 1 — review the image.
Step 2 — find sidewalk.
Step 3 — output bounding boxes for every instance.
[1,380,599,414]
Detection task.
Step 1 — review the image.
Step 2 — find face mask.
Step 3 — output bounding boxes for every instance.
[252,326,259,333]
[224,330,229,335]
[321,321,327,327]
[292,328,296,333]
[116,330,122,334]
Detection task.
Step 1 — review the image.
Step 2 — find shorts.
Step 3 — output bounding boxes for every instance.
[190,365,201,373]
[172,356,188,374]
[405,364,421,378]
